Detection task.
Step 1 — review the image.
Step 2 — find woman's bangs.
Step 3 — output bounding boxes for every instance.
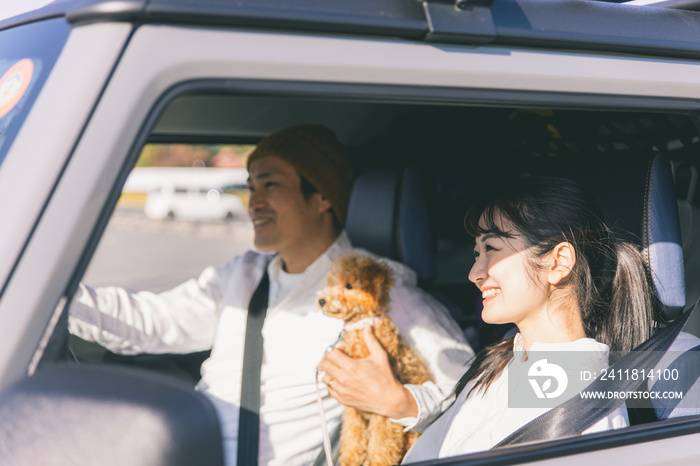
[464,202,515,239]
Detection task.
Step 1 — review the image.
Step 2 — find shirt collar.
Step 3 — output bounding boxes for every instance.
[513,332,610,366]
[513,332,610,353]
[267,230,353,283]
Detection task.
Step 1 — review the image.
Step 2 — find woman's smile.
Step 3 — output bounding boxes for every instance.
[481,287,501,303]
[469,227,551,327]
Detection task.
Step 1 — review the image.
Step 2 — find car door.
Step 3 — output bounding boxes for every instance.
[2,12,700,466]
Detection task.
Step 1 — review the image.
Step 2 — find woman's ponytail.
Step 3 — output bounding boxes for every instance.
[594,242,654,353]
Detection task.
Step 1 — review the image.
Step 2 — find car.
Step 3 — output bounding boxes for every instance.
[0,0,699,465]
[123,166,249,221]
[144,185,245,221]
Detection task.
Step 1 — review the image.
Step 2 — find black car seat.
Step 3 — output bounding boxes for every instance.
[576,152,700,420]
[344,166,480,348]
[345,166,435,286]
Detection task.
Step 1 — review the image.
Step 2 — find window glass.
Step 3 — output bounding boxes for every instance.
[0,18,70,167]
[83,143,254,292]
[67,95,700,462]
[71,142,255,381]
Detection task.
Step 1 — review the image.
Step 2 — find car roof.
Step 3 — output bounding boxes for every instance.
[4,0,700,61]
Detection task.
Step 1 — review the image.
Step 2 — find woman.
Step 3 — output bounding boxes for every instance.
[402,176,655,462]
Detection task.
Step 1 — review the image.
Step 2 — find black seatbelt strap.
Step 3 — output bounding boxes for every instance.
[496,300,698,448]
[237,264,271,466]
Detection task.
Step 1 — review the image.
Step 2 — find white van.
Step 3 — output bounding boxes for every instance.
[144,184,245,221]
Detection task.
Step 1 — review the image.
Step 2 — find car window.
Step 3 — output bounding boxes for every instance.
[0,18,70,167]
[85,142,253,292]
[69,142,254,380]
[60,90,700,463]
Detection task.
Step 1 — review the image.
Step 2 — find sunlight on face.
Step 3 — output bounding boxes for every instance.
[468,217,550,328]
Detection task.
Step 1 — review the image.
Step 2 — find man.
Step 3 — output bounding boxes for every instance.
[69,124,473,465]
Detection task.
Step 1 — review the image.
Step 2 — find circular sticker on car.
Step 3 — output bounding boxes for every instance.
[0,58,34,119]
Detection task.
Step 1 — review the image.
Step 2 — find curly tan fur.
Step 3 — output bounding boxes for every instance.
[318,254,433,466]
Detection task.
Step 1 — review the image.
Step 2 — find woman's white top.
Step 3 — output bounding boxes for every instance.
[402,334,628,463]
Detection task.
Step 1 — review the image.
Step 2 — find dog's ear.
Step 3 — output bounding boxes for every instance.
[328,253,352,286]
[367,259,394,310]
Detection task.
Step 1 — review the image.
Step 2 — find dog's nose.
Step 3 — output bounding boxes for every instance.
[318,298,326,307]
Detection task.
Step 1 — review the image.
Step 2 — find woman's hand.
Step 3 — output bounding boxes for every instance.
[318,326,418,420]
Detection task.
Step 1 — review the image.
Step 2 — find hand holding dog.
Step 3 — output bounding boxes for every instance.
[320,326,418,420]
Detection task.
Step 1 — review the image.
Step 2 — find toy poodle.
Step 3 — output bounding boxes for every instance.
[318,253,433,466]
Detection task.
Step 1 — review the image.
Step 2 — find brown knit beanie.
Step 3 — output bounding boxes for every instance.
[247,124,355,224]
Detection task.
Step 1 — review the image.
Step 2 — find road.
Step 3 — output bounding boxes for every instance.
[83,207,255,292]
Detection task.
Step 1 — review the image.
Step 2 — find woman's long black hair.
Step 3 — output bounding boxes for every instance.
[456,176,656,398]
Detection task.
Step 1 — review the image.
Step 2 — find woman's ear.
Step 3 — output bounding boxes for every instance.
[547,241,576,285]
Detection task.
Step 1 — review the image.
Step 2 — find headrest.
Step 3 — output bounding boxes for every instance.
[576,153,685,320]
[0,363,224,465]
[345,167,435,283]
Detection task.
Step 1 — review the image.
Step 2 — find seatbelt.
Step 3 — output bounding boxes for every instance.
[495,300,698,448]
[645,344,700,416]
[237,264,271,466]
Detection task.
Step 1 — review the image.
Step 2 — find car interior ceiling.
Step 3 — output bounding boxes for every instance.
[63,94,700,427]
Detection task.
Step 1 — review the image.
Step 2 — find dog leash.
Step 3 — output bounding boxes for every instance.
[314,317,382,466]
[314,368,336,466]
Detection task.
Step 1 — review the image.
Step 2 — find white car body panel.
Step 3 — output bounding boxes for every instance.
[0,22,132,386]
